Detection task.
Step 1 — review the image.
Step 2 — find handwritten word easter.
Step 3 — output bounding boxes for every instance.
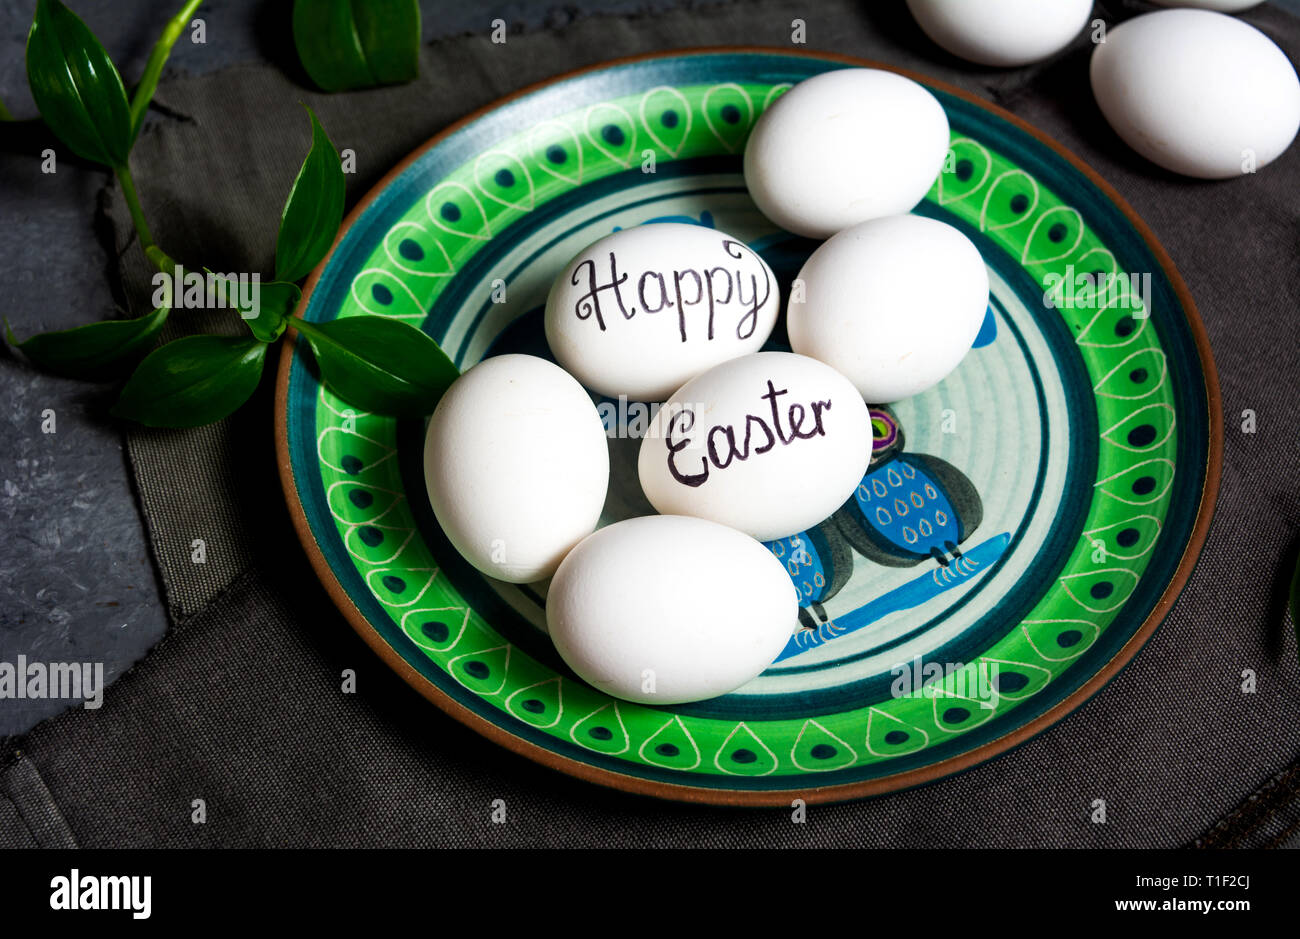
[665,379,833,487]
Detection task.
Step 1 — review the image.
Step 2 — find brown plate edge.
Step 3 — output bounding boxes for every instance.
[273,47,1224,809]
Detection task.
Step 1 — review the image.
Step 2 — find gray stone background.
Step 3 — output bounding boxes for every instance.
[0,0,1296,756]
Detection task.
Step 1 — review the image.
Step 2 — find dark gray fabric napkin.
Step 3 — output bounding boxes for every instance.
[4,0,1299,847]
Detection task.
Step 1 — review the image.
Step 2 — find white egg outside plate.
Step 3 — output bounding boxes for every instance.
[1149,0,1263,11]
[1090,9,1300,179]
[907,0,1095,67]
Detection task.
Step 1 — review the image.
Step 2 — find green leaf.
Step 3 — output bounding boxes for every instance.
[6,305,168,380]
[25,0,133,166]
[206,271,300,342]
[111,334,267,427]
[274,107,345,284]
[291,0,420,93]
[0,95,13,121]
[294,316,457,417]
[129,0,204,142]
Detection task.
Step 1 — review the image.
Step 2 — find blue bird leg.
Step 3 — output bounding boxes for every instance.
[772,532,1011,662]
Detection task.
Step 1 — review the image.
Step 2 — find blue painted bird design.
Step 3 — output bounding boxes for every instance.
[764,523,852,630]
[834,405,983,571]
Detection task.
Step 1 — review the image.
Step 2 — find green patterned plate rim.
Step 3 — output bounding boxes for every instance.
[275,49,1221,805]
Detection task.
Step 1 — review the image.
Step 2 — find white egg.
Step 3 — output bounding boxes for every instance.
[1149,0,1262,11]
[423,354,609,583]
[742,69,950,239]
[547,515,797,704]
[637,352,872,541]
[906,0,1094,67]
[787,215,989,403]
[544,223,779,402]
[1091,10,1300,179]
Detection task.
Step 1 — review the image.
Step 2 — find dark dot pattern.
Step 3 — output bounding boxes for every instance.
[1127,424,1157,447]
[996,671,1029,693]
[420,621,449,643]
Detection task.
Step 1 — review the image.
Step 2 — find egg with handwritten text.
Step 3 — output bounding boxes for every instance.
[638,352,872,541]
[544,222,780,401]
[424,354,609,584]
[547,515,798,704]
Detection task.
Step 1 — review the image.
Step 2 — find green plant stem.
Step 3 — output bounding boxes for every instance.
[291,317,323,339]
[113,164,176,274]
[129,0,203,136]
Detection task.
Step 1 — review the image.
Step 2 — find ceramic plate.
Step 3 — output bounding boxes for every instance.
[275,50,1221,805]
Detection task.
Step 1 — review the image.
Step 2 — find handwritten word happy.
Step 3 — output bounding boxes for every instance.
[568,239,772,343]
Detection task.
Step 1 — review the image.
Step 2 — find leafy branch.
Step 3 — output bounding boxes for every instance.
[6,0,454,427]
